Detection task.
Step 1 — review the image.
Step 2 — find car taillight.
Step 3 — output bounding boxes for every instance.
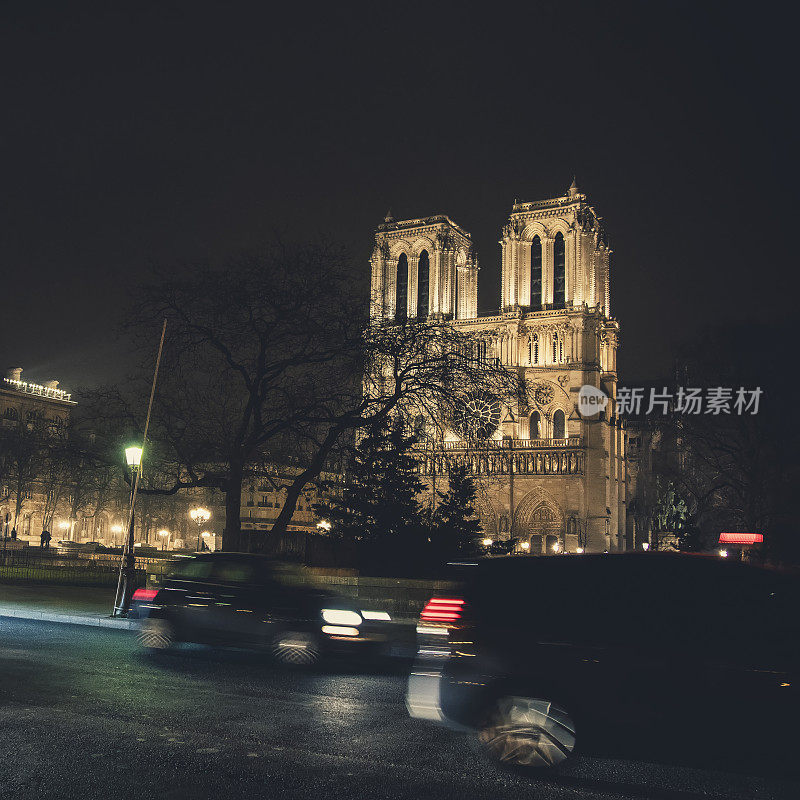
[132,588,159,602]
[420,597,465,623]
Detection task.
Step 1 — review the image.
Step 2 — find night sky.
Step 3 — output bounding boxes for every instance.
[1,2,793,390]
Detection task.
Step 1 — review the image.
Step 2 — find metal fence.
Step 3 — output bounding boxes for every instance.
[0,548,146,588]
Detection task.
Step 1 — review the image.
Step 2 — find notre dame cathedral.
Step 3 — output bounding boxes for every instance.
[368,181,628,554]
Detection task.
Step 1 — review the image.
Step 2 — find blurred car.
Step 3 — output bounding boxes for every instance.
[406,553,799,770]
[131,552,392,665]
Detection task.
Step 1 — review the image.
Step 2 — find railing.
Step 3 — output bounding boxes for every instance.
[437,437,582,451]
[0,548,145,587]
[416,440,585,477]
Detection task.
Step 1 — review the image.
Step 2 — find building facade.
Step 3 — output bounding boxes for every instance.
[369,182,628,553]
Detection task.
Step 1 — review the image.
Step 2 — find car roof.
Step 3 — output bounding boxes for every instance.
[463,552,791,582]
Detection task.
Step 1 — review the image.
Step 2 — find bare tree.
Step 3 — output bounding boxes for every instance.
[112,242,525,552]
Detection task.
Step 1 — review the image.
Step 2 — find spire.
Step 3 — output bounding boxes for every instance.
[383,208,395,224]
[568,177,580,198]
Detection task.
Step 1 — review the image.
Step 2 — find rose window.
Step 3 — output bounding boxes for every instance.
[457,393,501,440]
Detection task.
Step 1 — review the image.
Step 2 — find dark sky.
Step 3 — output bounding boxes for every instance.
[1,2,794,390]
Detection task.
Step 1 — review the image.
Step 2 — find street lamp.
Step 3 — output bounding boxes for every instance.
[576,547,584,554]
[641,541,650,551]
[316,519,332,532]
[157,529,170,551]
[519,541,530,552]
[115,444,143,616]
[189,507,211,551]
[482,538,493,548]
[125,446,143,470]
[552,541,562,553]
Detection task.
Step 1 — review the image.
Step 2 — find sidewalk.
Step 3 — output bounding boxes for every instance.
[0,584,139,630]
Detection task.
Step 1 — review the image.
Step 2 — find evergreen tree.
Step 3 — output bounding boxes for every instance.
[314,418,426,547]
[430,463,482,557]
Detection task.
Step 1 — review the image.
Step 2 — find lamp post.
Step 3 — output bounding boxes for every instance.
[189,507,211,551]
[157,529,170,551]
[115,445,142,616]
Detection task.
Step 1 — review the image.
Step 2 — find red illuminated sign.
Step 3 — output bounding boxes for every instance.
[718,532,763,545]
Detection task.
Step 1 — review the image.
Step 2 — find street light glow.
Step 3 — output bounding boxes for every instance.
[642,542,650,551]
[316,519,332,532]
[576,547,584,554]
[719,548,729,558]
[519,541,530,551]
[190,507,211,524]
[482,538,493,547]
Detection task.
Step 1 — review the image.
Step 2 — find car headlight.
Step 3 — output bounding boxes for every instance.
[361,610,391,621]
[321,608,362,626]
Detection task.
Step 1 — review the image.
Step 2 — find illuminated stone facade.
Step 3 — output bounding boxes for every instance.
[370,182,628,553]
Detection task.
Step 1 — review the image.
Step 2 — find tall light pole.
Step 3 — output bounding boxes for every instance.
[114,445,142,616]
[189,507,211,551]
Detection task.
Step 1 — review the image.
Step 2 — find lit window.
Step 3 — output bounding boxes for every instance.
[529,334,539,364]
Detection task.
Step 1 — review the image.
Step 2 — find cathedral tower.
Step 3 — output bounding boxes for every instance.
[368,183,626,554]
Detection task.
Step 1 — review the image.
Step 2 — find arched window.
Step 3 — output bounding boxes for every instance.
[552,333,559,363]
[3,407,18,420]
[530,235,542,309]
[553,232,565,309]
[396,253,409,322]
[530,411,540,440]
[529,334,539,365]
[417,250,429,320]
[553,409,566,439]
[478,340,487,362]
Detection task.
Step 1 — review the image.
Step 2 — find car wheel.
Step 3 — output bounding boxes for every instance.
[477,695,576,769]
[138,618,176,650]
[271,630,320,667]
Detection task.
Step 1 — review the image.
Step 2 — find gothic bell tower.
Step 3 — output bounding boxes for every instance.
[370,211,479,323]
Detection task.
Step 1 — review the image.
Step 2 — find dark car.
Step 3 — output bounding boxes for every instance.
[406,553,799,771]
[131,552,392,665]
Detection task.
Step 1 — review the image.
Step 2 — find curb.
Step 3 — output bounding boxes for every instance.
[0,608,415,631]
[0,607,139,630]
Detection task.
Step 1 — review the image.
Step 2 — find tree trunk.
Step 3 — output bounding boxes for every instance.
[222,461,244,552]
[261,426,345,552]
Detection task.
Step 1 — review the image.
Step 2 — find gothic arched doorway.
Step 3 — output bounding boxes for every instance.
[513,488,564,555]
[530,505,562,554]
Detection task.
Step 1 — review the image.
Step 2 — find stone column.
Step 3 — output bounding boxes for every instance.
[541,237,554,306]
[500,238,509,309]
[566,230,576,305]
[408,255,419,318]
[385,258,398,319]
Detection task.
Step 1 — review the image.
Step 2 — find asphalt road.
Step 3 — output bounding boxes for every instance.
[0,618,797,800]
